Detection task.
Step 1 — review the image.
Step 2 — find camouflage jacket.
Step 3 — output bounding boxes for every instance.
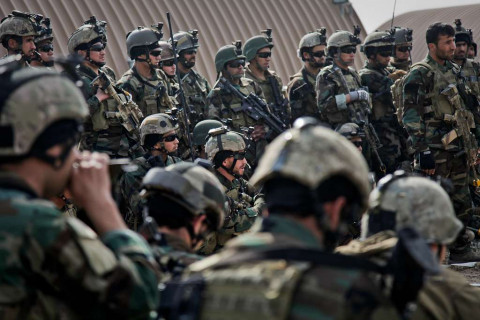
[207,77,265,130]
[316,62,369,127]
[337,230,480,320]
[118,153,182,230]
[359,62,396,121]
[180,216,398,320]
[287,66,319,121]
[0,171,159,319]
[180,69,211,124]
[402,55,480,153]
[199,171,265,255]
[459,58,480,100]
[117,67,173,117]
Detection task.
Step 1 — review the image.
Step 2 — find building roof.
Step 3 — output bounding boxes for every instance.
[376,4,480,64]
[1,0,366,84]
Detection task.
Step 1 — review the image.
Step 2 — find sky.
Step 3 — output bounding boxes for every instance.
[350,0,480,33]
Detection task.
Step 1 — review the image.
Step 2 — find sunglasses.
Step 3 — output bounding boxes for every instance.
[162,59,175,66]
[149,50,162,57]
[90,43,106,52]
[312,51,325,58]
[38,44,53,53]
[378,51,392,57]
[353,141,363,148]
[227,59,245,68]
[183,49,197,55]
[257,52,272,58]
[233,151,246,160]
[341,47,357,54]
[397,46,412,53]
[163,134,179,142]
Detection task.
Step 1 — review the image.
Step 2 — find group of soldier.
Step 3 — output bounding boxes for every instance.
[1,8,480,319]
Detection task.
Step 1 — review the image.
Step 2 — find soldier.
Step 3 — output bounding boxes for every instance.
[172,30,211,124]
[468,41,477,60]
[0,10,41,66]
[338,172,480,319]
[159,40,178,96]
[0,64,158,318]
[118,113,181,230]
[359,31,407,173]
[390,27,413,71]
[336,122,364,152]
[287,28,327,122]
[169,122,399,319]
[192,119,223,159]
[140,162,226,280]
[199,128,265,254]
[402,22,480,262]
[30,17,54,68]
[68,17,140,158]
[244,29,290,125]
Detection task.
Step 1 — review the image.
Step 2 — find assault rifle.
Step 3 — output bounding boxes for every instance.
[268,76,290,127]
[217,77,287,136]
[91,70,143,134]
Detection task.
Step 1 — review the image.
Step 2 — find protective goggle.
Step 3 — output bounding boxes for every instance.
[312,50,325,58]
[257,52,272,58]
[163,134,179,142]
[341,46,357,54]
[232,151,246,160]
[227,59,246,68]
[90,43,106,52]
[162,59,175,66]
[397,46,412,53]
[38,44,54,52]
[183,49,197,55]
[149,49,162,57]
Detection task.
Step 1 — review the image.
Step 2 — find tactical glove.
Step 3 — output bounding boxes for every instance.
[349,89,369,102]
[419,150,435,170]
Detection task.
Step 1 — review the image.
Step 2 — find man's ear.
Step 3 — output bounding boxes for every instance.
[427,42,435,53]
[322,196,347,230]
[7,38,18,50]
[192,214,207,235]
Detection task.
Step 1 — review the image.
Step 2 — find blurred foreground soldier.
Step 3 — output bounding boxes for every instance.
[0,65,158,318]
[402,22,480,262]
[287,28,327,122]
[118,24,173,116]
[119,113,181,230]
[199,128,265,254]
[192,119,223,159]
[338,173,480,319]
[141,163,226,280]
[170,122,399,319]
[69,17,140,158]
[360,31,407,173]
[0,10,41,66]
[337,122,364,152]
[31,17,54,68]
[172,30,211,124]
[244,29,290,125]
[391,27,413,71]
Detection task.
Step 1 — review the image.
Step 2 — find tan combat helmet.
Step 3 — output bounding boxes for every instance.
[35,17,53,44]
[365,172,463,245]
[142,162,227,230]
[297,28,327,59]
[67,16,107,54]
[327,26,361,55]
[158,40,175,61]
[250,122,370,212]
[172,30,200,53]
[139,113,178,146]
[0,57,88,157]
[205,127,246,162]
[361,30,395,58]
[0,10,42,45]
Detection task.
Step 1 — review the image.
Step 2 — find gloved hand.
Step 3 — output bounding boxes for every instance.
[349,89,369,102]
[419,150,435,170]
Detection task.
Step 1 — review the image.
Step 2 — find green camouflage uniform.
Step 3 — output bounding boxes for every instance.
[199,171,265,255]
[180,69,211,125]
[77,64,139,157]
[118,154,181,230]
[287,67,319,121]
[359,62,407,172]
[183,215,397,320]
[117,67,173,117]
[0,171,159,319]
[402,54,480,221]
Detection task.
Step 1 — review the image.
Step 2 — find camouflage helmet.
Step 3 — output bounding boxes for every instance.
[327,28,361,51]
[361,31,394,57]
[364,173,463,245]
[392,27,413,46]
[205,128,246,162]
[142,162,226,230]
[172,30,199,53]
[140,113,178,146]
[67,16,107,54]
[0,58,88,157]
[126,23,163,59]
[250,125,370,212]
[336,122,364,139]
[192,119,223,146]
[158,40,175,61]
[0,11,42,43]
[214,41,246,73]
[454,19,472,44]
[35,17,53,44]
[243,29,274,61]
[297,28,327,58]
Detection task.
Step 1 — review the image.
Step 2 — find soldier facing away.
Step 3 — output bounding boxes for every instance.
[0,65,158,318]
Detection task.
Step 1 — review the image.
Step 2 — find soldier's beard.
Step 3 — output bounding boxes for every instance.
[309,58,324,69]
[181,58,195,69]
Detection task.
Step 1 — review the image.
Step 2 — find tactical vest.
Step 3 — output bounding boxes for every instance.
[359,67,395,121]
[460,59,480,99]
[181,70,209,116]
[288,68,318,119]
